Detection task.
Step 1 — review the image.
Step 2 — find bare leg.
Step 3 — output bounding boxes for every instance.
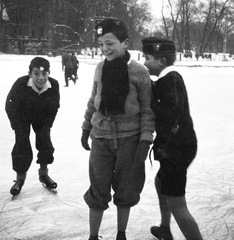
[167,195,203,240]
[155,176,172,227]
[89,208,104,237]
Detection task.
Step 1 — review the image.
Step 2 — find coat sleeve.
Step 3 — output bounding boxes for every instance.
[43,79,60,128]
[5,79,23,130]
[151,71,191,142]
[136,67,155,143]
[82,77,98,132]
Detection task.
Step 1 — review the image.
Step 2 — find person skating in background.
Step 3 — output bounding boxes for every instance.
[71,52,79,80]
[142,37,203,240]
[81,19,155,240]
[5,57,60,196]
[62,51,76,87]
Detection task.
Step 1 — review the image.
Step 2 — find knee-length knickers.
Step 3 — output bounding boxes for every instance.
[12,123,54,174]
[84,135,145,210]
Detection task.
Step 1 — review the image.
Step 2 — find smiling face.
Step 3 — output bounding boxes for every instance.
[29,67,50,90]
[98,32,128,61]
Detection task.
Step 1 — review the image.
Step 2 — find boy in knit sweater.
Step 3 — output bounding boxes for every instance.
[5,57,60,195]
[81,19,155,240]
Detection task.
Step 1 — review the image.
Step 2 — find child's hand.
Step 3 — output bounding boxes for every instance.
[81,130,91,150]
[134,140,151,164]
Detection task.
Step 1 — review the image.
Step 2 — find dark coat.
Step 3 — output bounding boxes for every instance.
[62,53,73,69]
[151,71,196,147]
[71,55,79,69]
[5,76,60,129]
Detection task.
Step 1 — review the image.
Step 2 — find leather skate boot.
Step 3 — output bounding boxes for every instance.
[10,173,26,196]
[151,225,174,240]
[116,231,127,240]
[10,179,25,195]
[39,169,57,189]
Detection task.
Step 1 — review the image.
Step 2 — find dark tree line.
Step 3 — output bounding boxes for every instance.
[151,0,234,55]
[0,0,151,53]
[0,0,234,55]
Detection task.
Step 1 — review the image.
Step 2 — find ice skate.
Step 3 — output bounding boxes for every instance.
[116,231,126,240]
[10,179,25,196]
[88,236,102,240]
[151,225,174,240]
[39,174,57,190]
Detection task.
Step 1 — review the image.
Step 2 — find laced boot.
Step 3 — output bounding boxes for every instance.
[39,168,57,189]
[116,231,127,240]
[10,179,25,195]
[150,225,174,240]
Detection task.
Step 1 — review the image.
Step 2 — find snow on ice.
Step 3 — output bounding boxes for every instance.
[0,54,234,240]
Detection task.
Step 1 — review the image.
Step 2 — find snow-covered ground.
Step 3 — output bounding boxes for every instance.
[0,54,234,240]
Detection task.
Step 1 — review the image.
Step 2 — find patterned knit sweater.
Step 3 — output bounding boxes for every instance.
[82,59,155,143]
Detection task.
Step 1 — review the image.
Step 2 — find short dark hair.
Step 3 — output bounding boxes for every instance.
[95,18,129,42]
[152,52,176,66]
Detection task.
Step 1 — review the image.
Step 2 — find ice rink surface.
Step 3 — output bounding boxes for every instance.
[0,54,234,240]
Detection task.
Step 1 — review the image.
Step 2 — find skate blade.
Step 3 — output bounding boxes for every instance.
[41,183,57,194]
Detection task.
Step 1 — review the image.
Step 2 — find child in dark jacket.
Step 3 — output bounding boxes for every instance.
[81,19,155,240]
[62,52,76,87]
[142,37,203,240]
[5,57,60,195]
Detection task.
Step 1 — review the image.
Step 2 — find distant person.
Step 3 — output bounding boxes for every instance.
[5,57,60,196]
[81,19,155,240]
[62,52,76,87]
[71,52,79,80]
[142,37,203,240]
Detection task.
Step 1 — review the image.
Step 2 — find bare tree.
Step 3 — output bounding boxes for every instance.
[155,0,234,54]
[197,0,231,53]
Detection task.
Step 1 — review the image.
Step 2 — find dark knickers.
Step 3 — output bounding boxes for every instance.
[12,123,54,173]
[84,135,145,210]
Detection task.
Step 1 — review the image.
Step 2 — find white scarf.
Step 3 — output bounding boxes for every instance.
[158,65,181,80]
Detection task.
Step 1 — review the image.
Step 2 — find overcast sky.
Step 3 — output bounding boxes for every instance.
[148,0,163,18]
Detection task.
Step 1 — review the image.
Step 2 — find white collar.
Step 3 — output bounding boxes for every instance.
[158,65,179,79]
[27,77,51,95]
[127,57,133,65]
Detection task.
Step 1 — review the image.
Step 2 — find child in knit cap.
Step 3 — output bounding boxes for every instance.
[5,57,60,195]
[142,37,203,240]
[81,19,155,240]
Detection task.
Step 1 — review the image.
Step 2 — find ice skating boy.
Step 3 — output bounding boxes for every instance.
[142,37,203,240]
[5,57,60,195]
[81,19,155,240]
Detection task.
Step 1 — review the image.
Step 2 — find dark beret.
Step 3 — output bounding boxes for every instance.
[142,37,176,54]
[29,57,50,72]
[95,18,128,41]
